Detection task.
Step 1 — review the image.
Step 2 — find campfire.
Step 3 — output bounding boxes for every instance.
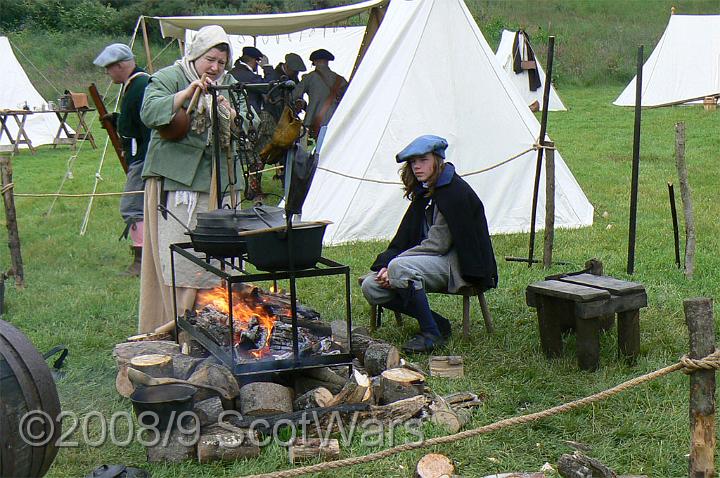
[187,284,335,362]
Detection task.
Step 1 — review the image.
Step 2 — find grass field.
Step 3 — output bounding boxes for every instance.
[1,82,718,477]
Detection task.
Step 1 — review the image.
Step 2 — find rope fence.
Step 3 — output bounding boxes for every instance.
[241,349,720,478]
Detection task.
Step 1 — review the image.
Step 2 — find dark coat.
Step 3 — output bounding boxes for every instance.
[371,164,498,291]
[229,62,265,114]
[262,63,300,121]
[118,67,151,165]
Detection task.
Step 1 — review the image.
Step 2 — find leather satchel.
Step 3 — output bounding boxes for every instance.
[260,106,302,164]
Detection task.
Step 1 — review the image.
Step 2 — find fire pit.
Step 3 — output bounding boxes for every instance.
[170,243,353,377]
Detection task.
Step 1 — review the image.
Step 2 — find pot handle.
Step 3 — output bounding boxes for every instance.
[157,204,193,234]
[252,206,276,228]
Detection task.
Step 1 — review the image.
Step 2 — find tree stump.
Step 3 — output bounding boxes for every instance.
[416,453,455,478]
[379,368,425,404]
[364,342,400,376]
[293,387,334,410]
[239,382,294,416]
[129,354,174,379]
[288,438,340,464]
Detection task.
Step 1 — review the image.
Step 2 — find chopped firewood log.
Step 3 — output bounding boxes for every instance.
[350,333,395,363]
[193,397,224,427]
[428,394,470,433]
[557,452,617,478]
[226,404,370,434]
[239,382,294,416]
[113,341,180,367]
[329,370,371,406]
[366,395,426,422]
[288,438,340,464]
[146,428,196,463]
[304,367,348,388]
[127,332,172,342]
[173,355,205,381]
[188,362,240,402]
[364,343,400,376]
[115,367,133,398]
[429,356,464,378]
[129,354,174,379]
[416,453,455,478]
[400,358,427,377]
[380,368,425,404]
[197,425,260,463]
[294,375,345,396]
[294,387,334,410]
[443,391,485,410]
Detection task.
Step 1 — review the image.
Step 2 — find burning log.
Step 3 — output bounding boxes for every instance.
[379,368,425,404]
[293,387,334,410]
[288,438,340,464]
[416,453,455,478]
[197,425,261,463]
[129,354,174,379]
[364,343,400,376]
[239,382,294,416]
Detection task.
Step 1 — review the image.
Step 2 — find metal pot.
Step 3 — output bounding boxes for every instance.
[184,231,247,257]
[196,206,285,231]
[130,384,197,431]
[243,222,328,271]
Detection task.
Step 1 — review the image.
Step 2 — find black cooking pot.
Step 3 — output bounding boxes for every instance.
[184,232,247,257]
[196,206,285,231]
[130,384,197,431]
[244,222,327,271]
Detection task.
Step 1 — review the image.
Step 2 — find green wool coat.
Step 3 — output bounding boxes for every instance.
[140,64,241,192]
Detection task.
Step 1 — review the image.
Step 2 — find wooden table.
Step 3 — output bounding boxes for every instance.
[40,108,97,150]
[0,110,35,153]
[526,273,647,371]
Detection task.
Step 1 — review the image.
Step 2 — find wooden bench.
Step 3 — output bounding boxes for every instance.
[359,277,494,339]
[526,273,647,371]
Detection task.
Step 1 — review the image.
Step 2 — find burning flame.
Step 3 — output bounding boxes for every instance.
[195,287,276,357]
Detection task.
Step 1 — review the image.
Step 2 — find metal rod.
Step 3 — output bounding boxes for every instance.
[228,281,235,367]
[627,45,643,275]
[211,89,223,209]
[527,35,555,268]
[505,255,571,266]
[668,182,681,268]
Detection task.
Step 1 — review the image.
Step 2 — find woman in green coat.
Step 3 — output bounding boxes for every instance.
[138,25,245,333]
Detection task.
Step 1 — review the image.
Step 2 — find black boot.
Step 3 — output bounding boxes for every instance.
[394,286,444,353]
[432,311,452,339]
[123,246,142,277]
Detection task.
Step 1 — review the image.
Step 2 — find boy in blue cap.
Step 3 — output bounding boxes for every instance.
[361,135,498,353]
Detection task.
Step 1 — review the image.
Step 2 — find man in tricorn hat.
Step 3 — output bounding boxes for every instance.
[263,52,307,121]
[293,48,348,139]
[93,43,151,276]
[229,46,266,114]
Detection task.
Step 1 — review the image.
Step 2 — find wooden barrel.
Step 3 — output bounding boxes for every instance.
[0,319,61,478]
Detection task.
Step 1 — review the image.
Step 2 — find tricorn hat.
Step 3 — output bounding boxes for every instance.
[242,46,264,60]
[285,53,307,72]
[309,49,335,62]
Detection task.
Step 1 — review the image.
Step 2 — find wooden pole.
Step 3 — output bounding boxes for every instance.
[684,297,715,478]
[0,157,24,288]
[668,182,681,268]
[527,35,555,268]
[543,140,555,268]
[675,122,696,279]
[141,17,154,74]
[627,45,643,275]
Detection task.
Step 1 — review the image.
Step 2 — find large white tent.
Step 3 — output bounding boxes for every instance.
[301,0,593,244]
[186,26,366,83]
[0,37,65,149]
[495,30,566,112]
[614,14,720,107]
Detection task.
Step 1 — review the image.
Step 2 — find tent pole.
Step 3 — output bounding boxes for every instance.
[527,35,555,268]
[627,45,643,274]
[141,17,155,74]
[349,4,387,82]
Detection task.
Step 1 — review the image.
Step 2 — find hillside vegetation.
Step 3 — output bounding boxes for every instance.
[3,0,719,101]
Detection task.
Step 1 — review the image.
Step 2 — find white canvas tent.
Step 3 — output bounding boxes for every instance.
[186,26,366,83]
[0,37,66,149]
[614,14,720,107]
[495,30,566,111]
[300,0,593,244]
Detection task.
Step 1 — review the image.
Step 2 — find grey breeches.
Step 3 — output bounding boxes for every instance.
[120,160,145,224]
[361,254,450,306]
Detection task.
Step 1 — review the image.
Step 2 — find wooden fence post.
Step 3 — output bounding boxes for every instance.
[676,122,696,279]
[0,157,24,288]
[684,297,715,478]
[542,141,555,268]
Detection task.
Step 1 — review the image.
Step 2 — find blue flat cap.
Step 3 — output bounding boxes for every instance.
[396,135,449,163]
[242,46,264,59]
[93,43,134,67]
[309,49,335,62]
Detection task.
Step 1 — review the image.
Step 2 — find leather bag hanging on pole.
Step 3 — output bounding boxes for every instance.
[259,106,302,164]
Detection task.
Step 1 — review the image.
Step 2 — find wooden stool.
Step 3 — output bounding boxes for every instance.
[526,274,647,371]
[358,277,494,339]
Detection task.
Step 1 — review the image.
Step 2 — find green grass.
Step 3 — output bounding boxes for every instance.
[2,85,718,477]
